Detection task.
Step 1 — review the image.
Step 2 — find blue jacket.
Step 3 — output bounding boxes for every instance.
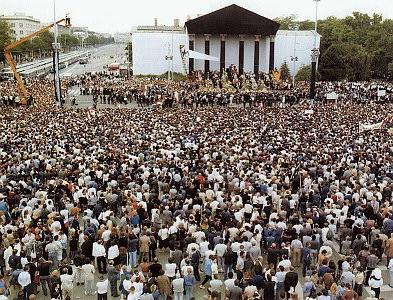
[204,258,212,276]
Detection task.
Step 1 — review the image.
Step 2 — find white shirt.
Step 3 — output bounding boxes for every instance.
[92,242,106,257]
[102,230,111,242]
[82,263,95,280]
[18,271,31,287]
[97,279,109,294]
[214,243,227,257]
[60,273,74,290]
[107,245,119,259]
[158,228,169,240]
[165,263,177,277]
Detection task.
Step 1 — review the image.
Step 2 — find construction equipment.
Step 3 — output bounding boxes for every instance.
[3,15,71,105]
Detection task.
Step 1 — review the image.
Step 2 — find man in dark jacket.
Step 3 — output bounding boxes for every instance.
[262,274,276,300]
[284,267,299,297]
[107,260,120,297]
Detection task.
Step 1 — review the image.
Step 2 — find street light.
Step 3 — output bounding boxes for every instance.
[289,24,299,86]
[52,0,62,106]
[309,0,320,101]
[165,42,173,81]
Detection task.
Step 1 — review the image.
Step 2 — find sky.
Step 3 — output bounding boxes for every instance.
[1,0,392,34]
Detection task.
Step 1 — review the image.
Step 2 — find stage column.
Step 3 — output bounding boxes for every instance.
[239,34,244,75]
[269,35,275,72]
[204,34,210,75]
[220,34,226,75]
[189,34,195,73]
[254,35,260,78]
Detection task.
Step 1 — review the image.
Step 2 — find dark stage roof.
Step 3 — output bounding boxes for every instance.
[185,4,280,36]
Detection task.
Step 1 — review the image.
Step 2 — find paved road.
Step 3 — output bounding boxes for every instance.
[60,44,127,76]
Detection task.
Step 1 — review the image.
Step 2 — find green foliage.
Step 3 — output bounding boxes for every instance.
[279,61,291,81]
[319,43,370,81]
[84,35,114,46]
[59,34,79,48]
[274,15,298,30]
[277,12,393,80]
[126,42,132,63]
[0,20,12,61]
[295,65,311,82]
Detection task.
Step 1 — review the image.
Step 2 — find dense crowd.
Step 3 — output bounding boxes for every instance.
[0,92,392,300]
[1,72,393,109]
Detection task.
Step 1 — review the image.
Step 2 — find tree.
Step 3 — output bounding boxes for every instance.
[295,65,311,82]
[274,15,298,30]
[0,20,12,62]
[125,42,132,64]
[279,61,291,81]
[319,43,370,81]
[59,34,79,49]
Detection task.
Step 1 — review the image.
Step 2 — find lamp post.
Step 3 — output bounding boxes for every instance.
[309,0,320,101]
[289,24,299,86]
[52,0,62,106]
[165,42,173,81]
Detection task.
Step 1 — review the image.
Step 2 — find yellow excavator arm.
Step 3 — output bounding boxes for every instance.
[3,16,71,105]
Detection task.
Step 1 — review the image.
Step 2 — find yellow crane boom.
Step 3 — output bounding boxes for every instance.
[3,16,70,105]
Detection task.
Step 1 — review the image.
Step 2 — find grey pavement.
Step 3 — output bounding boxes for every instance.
[60,44,127,77]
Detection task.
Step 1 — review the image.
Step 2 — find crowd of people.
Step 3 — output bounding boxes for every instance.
[0,90,392,300]
[1,71,393,109]
[1,67,393,300]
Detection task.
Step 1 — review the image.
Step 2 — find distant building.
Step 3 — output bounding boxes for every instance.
[132,18,187,75]
[71,26,89,38]
[0,13,41,40]
[132,5,320,76]
[135,18,185,34]
[42,23,72,36]
[96,33,113,39]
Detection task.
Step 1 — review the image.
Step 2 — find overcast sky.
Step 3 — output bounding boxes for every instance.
[1,0,392,33]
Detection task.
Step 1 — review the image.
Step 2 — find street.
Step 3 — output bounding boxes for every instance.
[60,43,127,76]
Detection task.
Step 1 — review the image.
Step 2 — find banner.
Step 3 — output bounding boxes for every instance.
[378,89,386,97]
[326,92,338,100]
[187,50,219,62]
[359,122,383,133]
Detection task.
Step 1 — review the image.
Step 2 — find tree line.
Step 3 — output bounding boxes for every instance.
[275,12,393,81]
[0,19,114,61]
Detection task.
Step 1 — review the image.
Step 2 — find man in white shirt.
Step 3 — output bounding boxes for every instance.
[224,272,236,291]
[93,240,107,273]
[60,269,74,300]
[199,237,210,258]
[18,266,31,297]
[172,273,184,300]
[214,239,227,272]
[82,259,96,295]
[96,276,109,300]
